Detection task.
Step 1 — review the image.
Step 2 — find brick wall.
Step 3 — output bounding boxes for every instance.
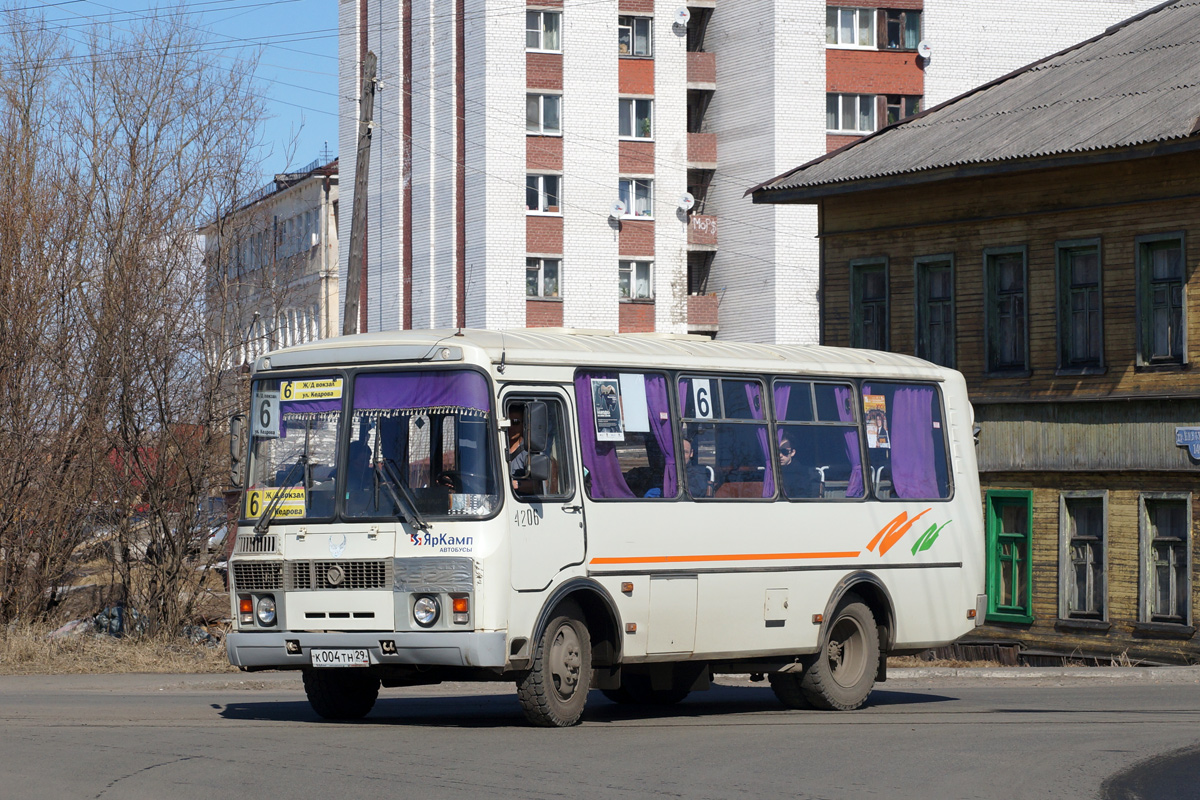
[619,301,656,332]
[619,141,654,173]
[526,215,563,254]
[528,136,563,171]
[619,58,654,95]
[687,132,717,166]
[527,53,563,90]
[619,220,655,256]
[687,51,716,85]
[826,49,923,95]
[526,298,564,327]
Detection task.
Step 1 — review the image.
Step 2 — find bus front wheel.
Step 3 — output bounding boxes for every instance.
[302,669,380,720]
[516,601,592,727]
[790,593,879,711]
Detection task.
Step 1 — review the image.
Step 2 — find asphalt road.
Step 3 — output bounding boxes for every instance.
[2,669,1200,799]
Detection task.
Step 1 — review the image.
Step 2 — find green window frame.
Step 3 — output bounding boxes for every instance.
[986,489,1033,624]
[1136,232,1187,366]
[850,258,888,350]
[983,246,1028,374]
[914,254,954,367]
[1055,239,1103,372]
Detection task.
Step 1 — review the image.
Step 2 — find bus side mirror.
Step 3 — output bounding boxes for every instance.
[525,401,549,454]
[230,414,246,487]
[526,452,551,483]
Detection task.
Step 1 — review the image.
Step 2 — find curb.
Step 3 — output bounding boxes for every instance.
[887,666,1200,682]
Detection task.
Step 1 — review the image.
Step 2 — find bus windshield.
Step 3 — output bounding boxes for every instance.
[246,376,344,522]
[345,370,499,520]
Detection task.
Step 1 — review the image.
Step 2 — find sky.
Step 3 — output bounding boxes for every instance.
[23,0,340,183]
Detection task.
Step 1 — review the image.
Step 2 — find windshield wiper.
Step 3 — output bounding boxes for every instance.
[254,454,306,533]
[376,457,430,531]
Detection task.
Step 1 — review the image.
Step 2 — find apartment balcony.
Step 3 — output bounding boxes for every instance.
[687,293,718,335]
[687,132,717,169]
[686,51,716,89]
[687,214,718,249]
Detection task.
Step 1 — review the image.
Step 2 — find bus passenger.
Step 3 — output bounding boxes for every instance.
[683,438,714,498]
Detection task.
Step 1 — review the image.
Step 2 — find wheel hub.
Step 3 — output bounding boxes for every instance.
[549,624,582,699]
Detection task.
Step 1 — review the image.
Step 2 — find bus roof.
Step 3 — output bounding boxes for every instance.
[255,328,950,381]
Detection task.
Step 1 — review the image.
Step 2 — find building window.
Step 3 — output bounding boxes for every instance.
[885,95,922,126]
[1136,232,1186,365]
[1139,494,1192,625]
[618,178,653,218]
[1059,492,1107,621]
[618,15,652,57]
[984,246,1028,373]
[526,257,560,298]
[526,10,561,52]
[826,93,875,134]
[619,98,653,139]
[885,9,922,49]
[1056,240,1103,370]
[526,93,561,135]
[986,490,1033,624]
[825,7,875,47]
[915,255,954,367]
[526,174,561,214]
[620,260,653,300]
[851,259,888,350]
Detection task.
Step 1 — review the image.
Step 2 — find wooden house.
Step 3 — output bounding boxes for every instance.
[751,0,1200,664]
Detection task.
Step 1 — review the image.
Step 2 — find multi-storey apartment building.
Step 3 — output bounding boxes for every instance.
[203,158,340,367]
[338,1,1159,342]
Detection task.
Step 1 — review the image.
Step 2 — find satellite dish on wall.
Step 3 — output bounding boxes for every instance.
[610,200,627,218]
[674,7,691,26]
[917,40,932,60]
[678,192,695,211]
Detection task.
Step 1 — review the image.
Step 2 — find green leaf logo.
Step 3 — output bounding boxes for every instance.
[911,520,950,555]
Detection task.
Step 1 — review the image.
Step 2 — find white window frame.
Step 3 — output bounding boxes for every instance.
[826,93,876,134]
[618,177,653,219]
[619,260,653,300]
[826,6,876,49]
[619,97,653,140]
[526,10,561,53]
[526,174,562,215]
[1058,490,1109,623]
[618,15,652,57]
[1138,492,1193,626]
[527,93,562,136]
[526,256,561,298]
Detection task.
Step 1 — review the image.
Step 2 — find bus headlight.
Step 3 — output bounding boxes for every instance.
[413,595,440,627]
[256,595,277,626]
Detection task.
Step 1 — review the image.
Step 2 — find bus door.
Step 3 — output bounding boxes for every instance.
[501,389,584,591]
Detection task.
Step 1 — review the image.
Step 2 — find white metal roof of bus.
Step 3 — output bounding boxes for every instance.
[256,328,948,381]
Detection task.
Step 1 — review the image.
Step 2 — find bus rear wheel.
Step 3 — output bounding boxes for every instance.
[516,601,592,727]
[799,593,879,711]
[302,669,380,720]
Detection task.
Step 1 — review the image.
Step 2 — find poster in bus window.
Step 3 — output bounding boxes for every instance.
[864,394,890,449]
[591,378,624,441]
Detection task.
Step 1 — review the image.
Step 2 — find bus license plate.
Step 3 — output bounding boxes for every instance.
[310,648,370,668]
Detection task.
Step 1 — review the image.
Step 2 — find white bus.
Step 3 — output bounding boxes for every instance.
[226,329,986,726]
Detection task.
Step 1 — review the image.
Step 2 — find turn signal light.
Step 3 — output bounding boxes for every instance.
[239,596,253,614]
[452,597,469,614]
[967,609,977,619]
[812,614,824,625]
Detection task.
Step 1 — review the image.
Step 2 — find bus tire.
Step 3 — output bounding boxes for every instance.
[800,593,879,711]
[302,669,380,720]
[768,672,811,710]
[516,601,592,727]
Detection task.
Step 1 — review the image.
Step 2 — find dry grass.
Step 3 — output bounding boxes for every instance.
[0,623,239,675]
[887,655,1004,669]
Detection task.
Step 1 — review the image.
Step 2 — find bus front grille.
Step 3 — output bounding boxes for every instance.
[231,560,284,592]
[286,559,394,591]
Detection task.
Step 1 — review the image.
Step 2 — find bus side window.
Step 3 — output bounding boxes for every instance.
[506,397,573,501]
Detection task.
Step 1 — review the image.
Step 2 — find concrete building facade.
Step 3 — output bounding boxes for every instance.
[339,0,1159,342]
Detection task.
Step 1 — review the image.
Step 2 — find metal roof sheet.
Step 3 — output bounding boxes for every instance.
[754,0,1200,197]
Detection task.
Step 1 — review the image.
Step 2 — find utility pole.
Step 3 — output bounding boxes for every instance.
[342,50,377,336]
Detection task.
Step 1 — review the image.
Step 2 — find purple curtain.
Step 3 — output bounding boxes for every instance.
[744,382,775,497]
[834,385,864,497]
[574,373,635,499]
[891,386,938,498]
[353,371,491,414]
[645,374,677,496]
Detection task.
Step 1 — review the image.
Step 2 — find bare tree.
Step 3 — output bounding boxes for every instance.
[0,5,271,631]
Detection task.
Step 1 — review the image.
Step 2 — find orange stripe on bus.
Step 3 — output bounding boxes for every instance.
[589,551,862,565]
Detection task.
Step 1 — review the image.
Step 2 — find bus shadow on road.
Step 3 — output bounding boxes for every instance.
[218,682,956,727]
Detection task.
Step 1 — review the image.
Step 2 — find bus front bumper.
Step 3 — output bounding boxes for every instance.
[226,631,508,670]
